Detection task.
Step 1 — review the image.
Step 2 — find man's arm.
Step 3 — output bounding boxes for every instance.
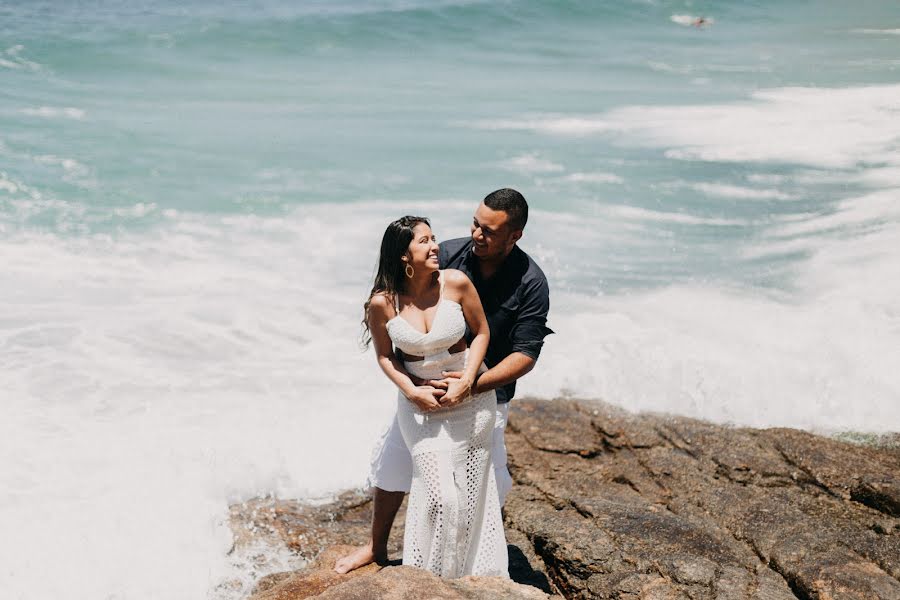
[471,351,535,394]
[439,351,535,405]
[443,274,552,403]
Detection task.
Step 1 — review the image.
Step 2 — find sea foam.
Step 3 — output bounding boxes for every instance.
[5,142,900,600]
[19,106,86,120]
[3,196,898,599]
[470,84,900,170]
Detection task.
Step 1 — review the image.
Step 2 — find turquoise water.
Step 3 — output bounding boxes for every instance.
[2,2,899,599]
[3,1,897,290]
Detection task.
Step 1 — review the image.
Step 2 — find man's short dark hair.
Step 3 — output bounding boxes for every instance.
[483,188,528,231]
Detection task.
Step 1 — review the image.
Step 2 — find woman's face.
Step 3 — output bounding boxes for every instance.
[404,222,440,273]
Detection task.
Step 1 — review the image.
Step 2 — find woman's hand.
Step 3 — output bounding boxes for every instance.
[407,386,445,412]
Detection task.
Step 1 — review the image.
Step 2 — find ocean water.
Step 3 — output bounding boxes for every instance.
[2,1,899,598]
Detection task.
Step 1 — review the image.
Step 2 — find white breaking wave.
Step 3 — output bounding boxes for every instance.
[20,106,86,120]
[0,171,45,202]
[0,205,401,600]
[648,61,771,75]
[33,154,87,173]
[470,84,900,170]
[465,116,617,136]
[857,166,900,187]
[561,172,624,184]
[764,189,900,238]
[500,153,565,174]
[2,198,899,600]
[113,202,159,218]
[0,45,41,70]
[851,28,900,35]
[686,182,798,201]
[607,205,745,226]
[0,172,20,193]
[531,194,900,432]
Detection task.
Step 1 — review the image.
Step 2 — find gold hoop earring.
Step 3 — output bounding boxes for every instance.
[405,264,414,278]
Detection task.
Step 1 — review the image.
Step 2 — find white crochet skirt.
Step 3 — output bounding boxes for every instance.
[396,349,508,578]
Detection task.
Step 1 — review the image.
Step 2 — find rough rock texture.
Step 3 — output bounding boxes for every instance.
[229,490,406,564]
[249,546,556,600]
[506,399,900,600]
[232,399,900,599]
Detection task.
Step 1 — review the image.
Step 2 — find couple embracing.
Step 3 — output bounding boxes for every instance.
[335,188,553,579]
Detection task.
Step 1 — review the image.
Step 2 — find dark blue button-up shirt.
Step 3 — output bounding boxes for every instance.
[439,237,553,404]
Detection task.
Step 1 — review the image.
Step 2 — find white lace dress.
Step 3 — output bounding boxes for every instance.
[386,274,508,578]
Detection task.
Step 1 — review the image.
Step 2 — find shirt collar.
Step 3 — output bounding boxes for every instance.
[466,241,522,283]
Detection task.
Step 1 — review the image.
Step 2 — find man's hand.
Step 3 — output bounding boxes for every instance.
[443,353,535,399]
[439,377,472,408]
[436,371,468,408]
[440,371,464,390]
[408,373,450,390]
[406,386,445,412]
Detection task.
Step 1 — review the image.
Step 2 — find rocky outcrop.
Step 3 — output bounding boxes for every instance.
[247,545,556,599]
[507,400,900,599]
[231,399,900,599]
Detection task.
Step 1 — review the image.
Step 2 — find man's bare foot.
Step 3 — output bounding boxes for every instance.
[333,541,386,574]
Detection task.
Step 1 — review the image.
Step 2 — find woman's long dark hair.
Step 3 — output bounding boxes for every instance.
[361,215,430,348]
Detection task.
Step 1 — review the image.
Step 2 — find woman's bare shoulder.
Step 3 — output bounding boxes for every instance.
[442,268,472,288]
[442,269,475,302]
[368,292,395,315]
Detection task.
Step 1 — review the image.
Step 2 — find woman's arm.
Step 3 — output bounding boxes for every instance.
[440,271,490,406]
[368,294,443,412]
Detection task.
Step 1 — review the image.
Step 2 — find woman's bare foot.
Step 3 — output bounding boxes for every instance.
[333,541,386,574]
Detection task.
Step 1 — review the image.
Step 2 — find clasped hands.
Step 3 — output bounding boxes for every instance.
[407,370,471,412]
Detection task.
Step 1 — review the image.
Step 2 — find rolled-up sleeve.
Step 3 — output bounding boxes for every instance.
[509,276,554,361]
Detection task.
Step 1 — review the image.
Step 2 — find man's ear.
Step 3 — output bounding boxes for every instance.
[510,229,523,244]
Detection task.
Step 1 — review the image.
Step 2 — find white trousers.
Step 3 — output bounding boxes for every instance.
[368,402,512,506]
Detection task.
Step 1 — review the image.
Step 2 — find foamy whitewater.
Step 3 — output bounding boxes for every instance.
[2,1,899,598]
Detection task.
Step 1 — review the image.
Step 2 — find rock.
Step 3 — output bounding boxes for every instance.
[230,490,405,565]
[313,565,555,599]
[250,544,557,599]
[768,427,900,517]
[250,546,382,600]
[232,398,900,599]
[505,399,900,599]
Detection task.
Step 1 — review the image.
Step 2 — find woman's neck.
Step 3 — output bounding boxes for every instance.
[401,269,439,297]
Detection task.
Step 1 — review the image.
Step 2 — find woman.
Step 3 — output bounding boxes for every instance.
[361,215,508,578]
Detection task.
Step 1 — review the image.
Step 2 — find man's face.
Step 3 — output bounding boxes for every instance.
[470,202,522,260]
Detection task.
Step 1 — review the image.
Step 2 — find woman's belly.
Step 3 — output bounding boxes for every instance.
[403,348,470,381]
[401,339,467,363]
[397,348,496,454]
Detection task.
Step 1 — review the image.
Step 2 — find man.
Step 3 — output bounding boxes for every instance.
[334,188,553,574]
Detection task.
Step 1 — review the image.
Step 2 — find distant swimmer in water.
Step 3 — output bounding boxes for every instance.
[670,14,715,28]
